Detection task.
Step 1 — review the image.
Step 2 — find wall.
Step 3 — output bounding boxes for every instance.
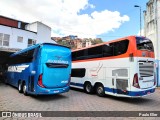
[0,17,18,28]
[144,0,160,86]
[37,22,52,43]
[0,25,36,49]
[26,21,54,44]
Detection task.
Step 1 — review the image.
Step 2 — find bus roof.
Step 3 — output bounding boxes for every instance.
[72,35,143,52]
[10,43,70,57]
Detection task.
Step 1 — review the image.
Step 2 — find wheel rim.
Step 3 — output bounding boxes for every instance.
[18,83,21,91]
[23,84,26,93]
[97,86,103,95]
[86,84,91,92]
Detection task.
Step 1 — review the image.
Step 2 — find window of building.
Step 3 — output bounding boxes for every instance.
[0,33,10,47]
[17,36,23,43]
[28,39,36,47]
[0,33,3,46]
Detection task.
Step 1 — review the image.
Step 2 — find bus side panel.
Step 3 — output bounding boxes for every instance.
[6,63,32,89]
[71,58,130,96]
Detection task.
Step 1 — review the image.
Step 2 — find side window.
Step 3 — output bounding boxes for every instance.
[71,40,129,60]
[71,68,86,78]
[72,52,77,61]
[73,50,87,60]
[113,40,129,56]
[8,48,36,65]
[88,46,103,59]
[24,49,35,63]
[103,44,114,57]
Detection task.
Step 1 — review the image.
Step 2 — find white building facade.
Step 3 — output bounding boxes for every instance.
[0,16,54,52]
[144,0,160,86]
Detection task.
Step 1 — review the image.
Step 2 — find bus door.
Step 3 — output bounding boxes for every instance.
[27,48,38,93]
[28,75,35,92]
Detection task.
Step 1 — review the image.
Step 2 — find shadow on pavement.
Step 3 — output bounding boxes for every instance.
[0,81,69,101]
[70,86,156,105]
[70,87,84,93]
[103,94,155,105]
[30,93,69,102]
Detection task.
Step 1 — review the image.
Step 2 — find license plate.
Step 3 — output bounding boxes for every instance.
[53,90,59,93]
[147,92,150,94]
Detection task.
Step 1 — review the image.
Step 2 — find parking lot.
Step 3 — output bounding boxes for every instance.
[0,81,160,119]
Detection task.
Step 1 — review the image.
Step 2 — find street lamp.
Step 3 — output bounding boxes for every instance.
[134,5,142,36]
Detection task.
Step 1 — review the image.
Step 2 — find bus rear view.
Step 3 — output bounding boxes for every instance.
[37,44,71,94]
[6,43,71,95]
[130,36,156,96]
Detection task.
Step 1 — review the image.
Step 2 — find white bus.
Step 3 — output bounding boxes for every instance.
[71,36,156,97]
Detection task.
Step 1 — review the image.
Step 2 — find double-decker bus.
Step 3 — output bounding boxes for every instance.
[5,43,71,95]
[71,36,156,97]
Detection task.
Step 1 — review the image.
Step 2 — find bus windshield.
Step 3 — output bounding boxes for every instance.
[136,37,154,52]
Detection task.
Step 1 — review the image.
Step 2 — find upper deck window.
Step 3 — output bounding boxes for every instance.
[72,39,129,61]
[8,48,36,65]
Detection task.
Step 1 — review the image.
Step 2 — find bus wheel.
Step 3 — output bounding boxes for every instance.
[84,82,93,94]
[4,79,8,85]
[23,82,28,96]
[96,84,105,97]
[18,81,23,93]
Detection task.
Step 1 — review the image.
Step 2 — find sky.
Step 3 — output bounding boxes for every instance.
[0,0,148,41]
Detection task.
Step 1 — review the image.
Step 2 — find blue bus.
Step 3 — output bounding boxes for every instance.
[5,43,71,95]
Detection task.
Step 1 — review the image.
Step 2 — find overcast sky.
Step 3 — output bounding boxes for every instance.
[0,0,148,41]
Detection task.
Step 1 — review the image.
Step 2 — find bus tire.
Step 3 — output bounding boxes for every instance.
[22,82,28,96]
[96,84,105,97]
[84,82,93,94]
[18,81,23,93]
[4,79,8,85]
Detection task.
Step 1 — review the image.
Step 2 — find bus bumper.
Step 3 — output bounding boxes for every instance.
[129,87,156,97]
[35,85,70,95]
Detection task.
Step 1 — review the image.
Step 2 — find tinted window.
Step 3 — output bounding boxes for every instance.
[113,40,129,56]
[72,40,129,61]
[72,52,77,60]
[8,49,35,65]
[136,37,154,52]
[88,46,103,59]
[72,49,87,60]
[71,68,86,78]
[103,44,113,57]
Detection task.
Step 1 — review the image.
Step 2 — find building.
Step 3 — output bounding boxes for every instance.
[0,15,55,67]
[144,0,160,86]
[0,15,54,52]
[52,35,94,50]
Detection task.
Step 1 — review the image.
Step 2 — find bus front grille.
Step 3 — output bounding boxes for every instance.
[139,61,154,77]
